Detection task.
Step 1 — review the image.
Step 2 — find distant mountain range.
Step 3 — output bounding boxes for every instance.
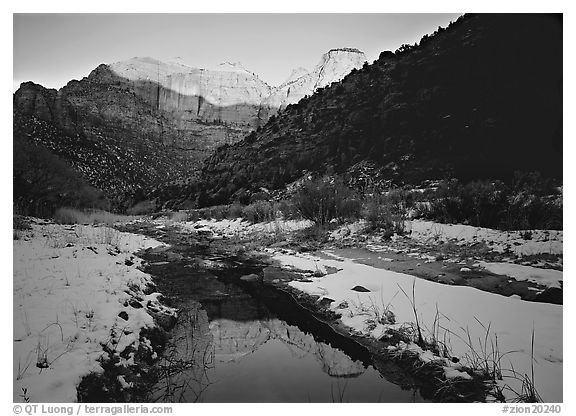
[13,48,367,211]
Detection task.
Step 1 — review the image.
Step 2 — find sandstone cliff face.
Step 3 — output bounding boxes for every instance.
[14,50,366,156]
[13,49,367,206]
[265,48,367,111]
[108,57,273,129]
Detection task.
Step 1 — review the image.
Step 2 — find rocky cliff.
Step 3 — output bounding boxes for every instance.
[265,48,367,111]
[14,49,366,210]
[108,57,273,129]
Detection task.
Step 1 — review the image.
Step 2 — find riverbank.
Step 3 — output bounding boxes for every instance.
[13,214,562,402]
[157,215,562,402]
[121,220,426,402]
[13,218,177,402]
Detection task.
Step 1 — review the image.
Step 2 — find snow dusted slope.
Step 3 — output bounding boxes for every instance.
[13,220,175,402]
[109,56,272,108]
[272,250,562,402]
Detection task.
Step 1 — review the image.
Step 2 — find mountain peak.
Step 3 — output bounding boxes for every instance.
[280,67,309,87]
[216,61,251,74]
[327,47,364,54]
[313,48,367,90]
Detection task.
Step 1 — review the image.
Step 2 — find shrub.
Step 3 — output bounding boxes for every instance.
[276,199,300,220]
[227,203,244,219]
[126,200,157,215]
[53,207,134,225]
[424,179,506,228]
[13,215,31,231]
[204,205,229,220]
[242,201,276,223]
[292,177,361,225]
[502,191,562,230]
[420,174,562,230]
[186,210,201,222]
[166,211,189,223]
[362,193,406,237]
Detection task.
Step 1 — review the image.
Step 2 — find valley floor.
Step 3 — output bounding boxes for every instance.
[172,217,563,402]
[12,215,563,402]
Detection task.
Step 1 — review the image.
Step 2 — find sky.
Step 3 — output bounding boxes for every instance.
[13,13,462,91]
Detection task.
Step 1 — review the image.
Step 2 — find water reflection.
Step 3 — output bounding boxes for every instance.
[150,268,422,402]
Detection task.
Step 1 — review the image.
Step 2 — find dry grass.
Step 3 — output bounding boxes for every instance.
[386,279,543,402]
[54,207,139,226]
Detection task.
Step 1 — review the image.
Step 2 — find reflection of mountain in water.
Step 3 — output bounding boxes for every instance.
[152,273,366,402]
[209,318,366,378]
[149,264,423,403]
[177,269,366,377]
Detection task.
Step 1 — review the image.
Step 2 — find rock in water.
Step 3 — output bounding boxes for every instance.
[351,285,370,292]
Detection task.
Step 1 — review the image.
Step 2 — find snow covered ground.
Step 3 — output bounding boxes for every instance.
[478,262,562,289]
[407,220,563,258]
[173,218,314,238]
[146,216,563,401]
[271,249,562,402]
[13,219,174,402]
[330,219,563,289]
[331,219,563,259]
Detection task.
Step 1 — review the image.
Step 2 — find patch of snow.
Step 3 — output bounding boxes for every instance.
[273,250,562,402]
[330,220,368,240]
[13,221,172,402]
[176,218,313,239]
[408,220,562,257]
[479,262,562,289]
[444,367,473,380]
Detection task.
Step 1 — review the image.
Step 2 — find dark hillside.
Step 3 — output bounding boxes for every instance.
[13,77,196,212]
[198,14,562,205]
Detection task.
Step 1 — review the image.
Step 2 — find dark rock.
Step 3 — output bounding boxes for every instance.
[351,285,370,292]
[118,311,129,321]
[262,266,294,283]
[129,300,143,309]
[319,297,335,308]
[166,252,184,262]
[148,311,177,331]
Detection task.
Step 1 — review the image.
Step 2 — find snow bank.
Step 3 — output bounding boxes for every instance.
[479,262,562,289]
[13,221,173,402]
[273,250,562,402]
[408,220,563,257]
[176,218,313,238]
[329,220,368,240]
